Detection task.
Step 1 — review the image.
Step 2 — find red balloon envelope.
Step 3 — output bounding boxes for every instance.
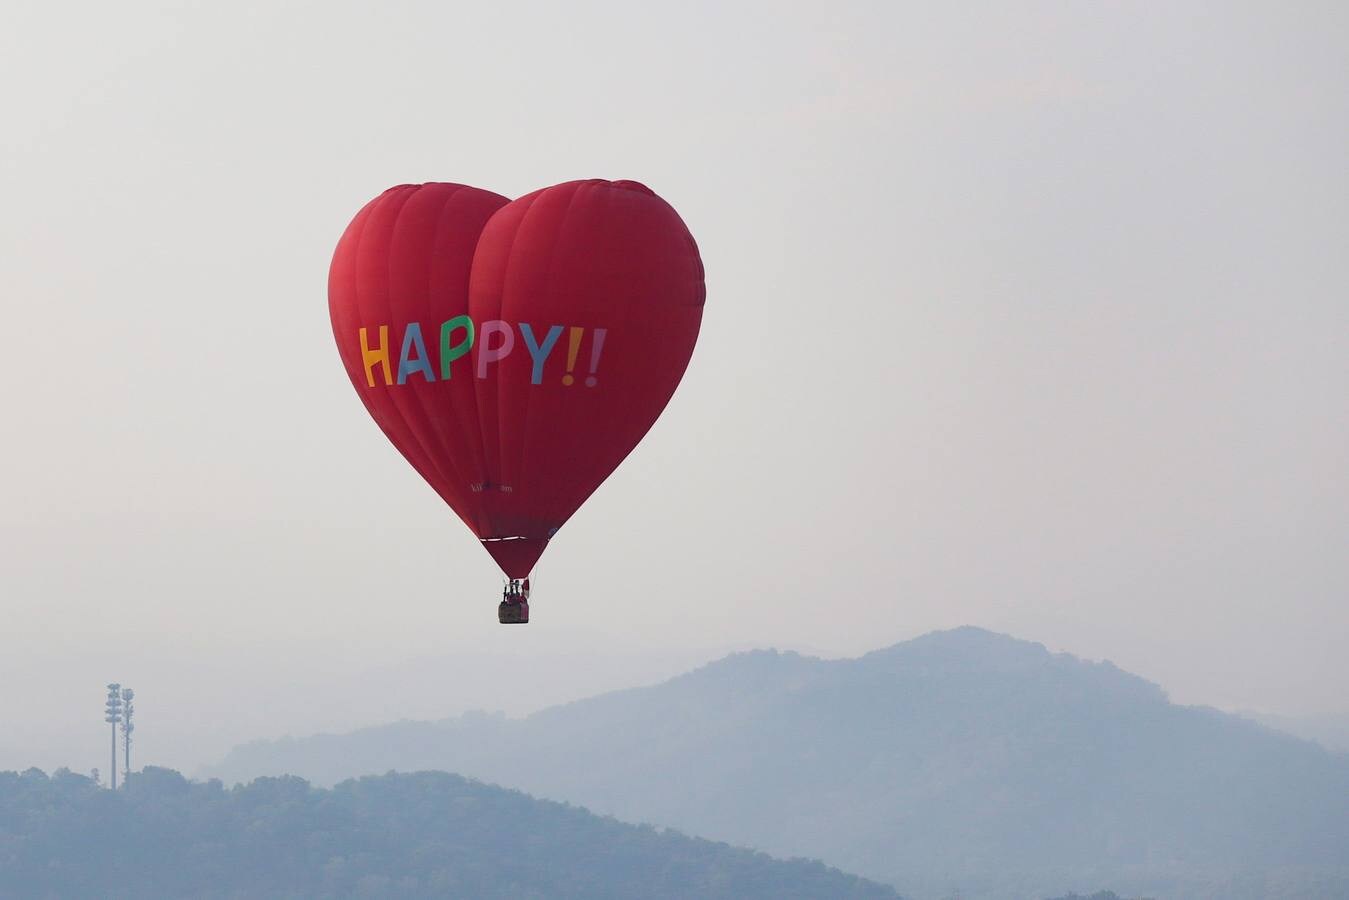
[328,179,705,581]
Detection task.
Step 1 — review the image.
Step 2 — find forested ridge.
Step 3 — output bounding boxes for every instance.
[0,767,898,899]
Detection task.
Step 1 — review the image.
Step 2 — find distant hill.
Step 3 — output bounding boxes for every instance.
[0,767,899,899]
[1239,709,1349,754]
[203,627,1349,900]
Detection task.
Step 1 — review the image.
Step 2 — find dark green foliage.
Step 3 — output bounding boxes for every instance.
[0,767,899,900]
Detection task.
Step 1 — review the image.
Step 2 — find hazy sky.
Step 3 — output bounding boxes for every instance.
[2,1,1345,775]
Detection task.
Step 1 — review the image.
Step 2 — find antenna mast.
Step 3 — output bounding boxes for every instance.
[104,684,122,790]
[120,688,135,785]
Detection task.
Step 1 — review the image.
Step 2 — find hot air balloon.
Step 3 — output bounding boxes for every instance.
[328,179,705,622]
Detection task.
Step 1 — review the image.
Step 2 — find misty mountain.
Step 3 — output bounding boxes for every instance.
[1239,709,1349,754]
[0,767,898,899]
[203,628,1349,900]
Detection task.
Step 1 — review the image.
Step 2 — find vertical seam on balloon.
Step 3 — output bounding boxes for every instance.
[475,190,545,537]
[589,238,636,520]
[376,186,463,500]
[568,183,645,524]
[512,181,588,532]
[414,184,475,516]
[350,189,442,488]
[427,184,493,538]
[392,185,473,500]
[457,194,510,539]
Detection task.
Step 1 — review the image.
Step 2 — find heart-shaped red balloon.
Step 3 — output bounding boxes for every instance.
[328,180,705,579]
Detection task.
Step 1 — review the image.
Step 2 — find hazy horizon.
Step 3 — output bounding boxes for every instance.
[3,1,1346,780]
[6,624,1346,782]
